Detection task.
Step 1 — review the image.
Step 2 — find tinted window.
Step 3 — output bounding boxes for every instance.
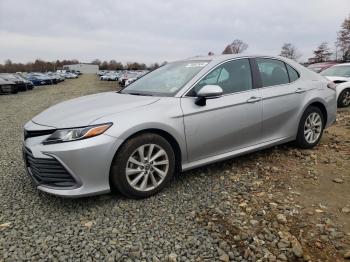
[286,64,299,82]
[256,58,289,87]
[191,59,252,95]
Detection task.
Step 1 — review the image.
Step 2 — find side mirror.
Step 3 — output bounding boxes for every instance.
[195,85,223,106]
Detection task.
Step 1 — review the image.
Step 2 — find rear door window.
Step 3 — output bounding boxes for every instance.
[256,58,289,87]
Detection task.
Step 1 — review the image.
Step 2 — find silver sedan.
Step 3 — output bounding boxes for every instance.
[23,55,337,198]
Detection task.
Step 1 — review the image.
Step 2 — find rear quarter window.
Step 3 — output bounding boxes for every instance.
[286,64,300,82]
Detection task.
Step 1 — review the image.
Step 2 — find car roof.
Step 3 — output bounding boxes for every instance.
[180,54,290,64]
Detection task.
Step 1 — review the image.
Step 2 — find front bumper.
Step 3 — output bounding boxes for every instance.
[23,121,123,197]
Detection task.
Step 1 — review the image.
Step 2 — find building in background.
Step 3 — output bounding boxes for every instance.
[62,63,98,74]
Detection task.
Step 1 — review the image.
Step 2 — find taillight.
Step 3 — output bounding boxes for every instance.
[327,82,336,90]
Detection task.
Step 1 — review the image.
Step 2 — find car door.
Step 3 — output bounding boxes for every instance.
[180,58,263,163]
[255,58,305,141]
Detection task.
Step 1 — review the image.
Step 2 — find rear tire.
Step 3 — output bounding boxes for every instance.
[338,89,350,108]
[295,106,324,149]
[110,133,175,199]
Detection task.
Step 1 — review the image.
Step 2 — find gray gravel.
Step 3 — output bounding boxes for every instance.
[0,75,349,261]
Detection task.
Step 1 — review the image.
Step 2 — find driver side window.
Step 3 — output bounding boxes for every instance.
[189,59,253,96]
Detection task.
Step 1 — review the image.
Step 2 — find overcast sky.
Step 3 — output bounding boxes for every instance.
[0,0,349,64]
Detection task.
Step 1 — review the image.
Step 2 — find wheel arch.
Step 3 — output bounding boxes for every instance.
[109,128,183,186]
[307,101,328,127]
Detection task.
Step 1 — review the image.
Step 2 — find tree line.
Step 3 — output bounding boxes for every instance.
[0,59,164,73]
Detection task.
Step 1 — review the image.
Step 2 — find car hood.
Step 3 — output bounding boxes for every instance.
[32,92,160,128]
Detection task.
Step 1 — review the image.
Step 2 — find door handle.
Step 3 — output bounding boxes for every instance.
[295,88,306,93]
[246,96,262,103]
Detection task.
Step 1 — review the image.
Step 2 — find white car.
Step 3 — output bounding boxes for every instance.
[321,63,350,107]
[124,77,138,86]
[100,74,118,81]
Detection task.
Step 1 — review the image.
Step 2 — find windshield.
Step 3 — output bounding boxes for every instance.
[321,65,350,77]
[121,60,209,96]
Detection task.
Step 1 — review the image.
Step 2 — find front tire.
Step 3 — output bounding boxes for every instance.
[296,106,324,149]
[11,86,18,94]
[338,89,350,108]
[110,133,175,198]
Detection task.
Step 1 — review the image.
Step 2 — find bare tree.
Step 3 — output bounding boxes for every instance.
[311,42,332,63]
[222,39,248,54]
[279,43,301,61]
[336,14,350,61]
[91,59,101,66]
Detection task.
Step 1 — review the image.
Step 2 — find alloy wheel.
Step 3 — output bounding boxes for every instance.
[304,112,322,144]
[125,144,169,191]
[342,90,350,106]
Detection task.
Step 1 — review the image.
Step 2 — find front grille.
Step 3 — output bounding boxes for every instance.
[24,129,56,140]
[24,148,76,188]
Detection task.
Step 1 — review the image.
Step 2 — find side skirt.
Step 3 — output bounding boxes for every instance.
[181,136,294,172]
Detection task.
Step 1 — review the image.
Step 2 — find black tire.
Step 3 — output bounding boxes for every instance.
[110,133,175,198]
[295,106,324,149]
[11,85,18,94]
[337,89,350,108]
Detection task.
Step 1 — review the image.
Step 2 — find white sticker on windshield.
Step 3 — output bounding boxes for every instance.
[185,62,208,68]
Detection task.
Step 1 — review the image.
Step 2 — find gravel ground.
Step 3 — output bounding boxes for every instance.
[0,74,349,261]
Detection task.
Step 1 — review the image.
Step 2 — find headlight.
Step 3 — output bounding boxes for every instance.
[43,123,112,145]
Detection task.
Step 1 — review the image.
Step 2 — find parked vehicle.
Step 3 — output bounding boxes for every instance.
[320,63,350,107]
[0,76,18,94]
[124,77,138,86]
[100,73,119,81]
[14,74,34,90]
[64,72,78,79]
[118,72,140,87]
[23,55,336,198]
[307,62,338,73]
[56,70,78,79]
[0,73,27,91]
[25,73,52,86]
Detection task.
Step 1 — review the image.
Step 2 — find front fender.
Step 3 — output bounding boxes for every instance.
[95,97,188,162]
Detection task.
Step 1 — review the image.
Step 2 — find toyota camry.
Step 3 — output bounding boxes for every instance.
[23,55,337,198]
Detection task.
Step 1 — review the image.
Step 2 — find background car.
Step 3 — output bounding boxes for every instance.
[14,74,34,90]
[307,62,339,73]
[0,76,18,94]
[25,73,52,85]
[320,63,350,107]
[100,73,119,81]
[0,73,27,91]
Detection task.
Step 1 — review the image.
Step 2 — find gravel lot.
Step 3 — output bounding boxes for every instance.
[0,74,349,261]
